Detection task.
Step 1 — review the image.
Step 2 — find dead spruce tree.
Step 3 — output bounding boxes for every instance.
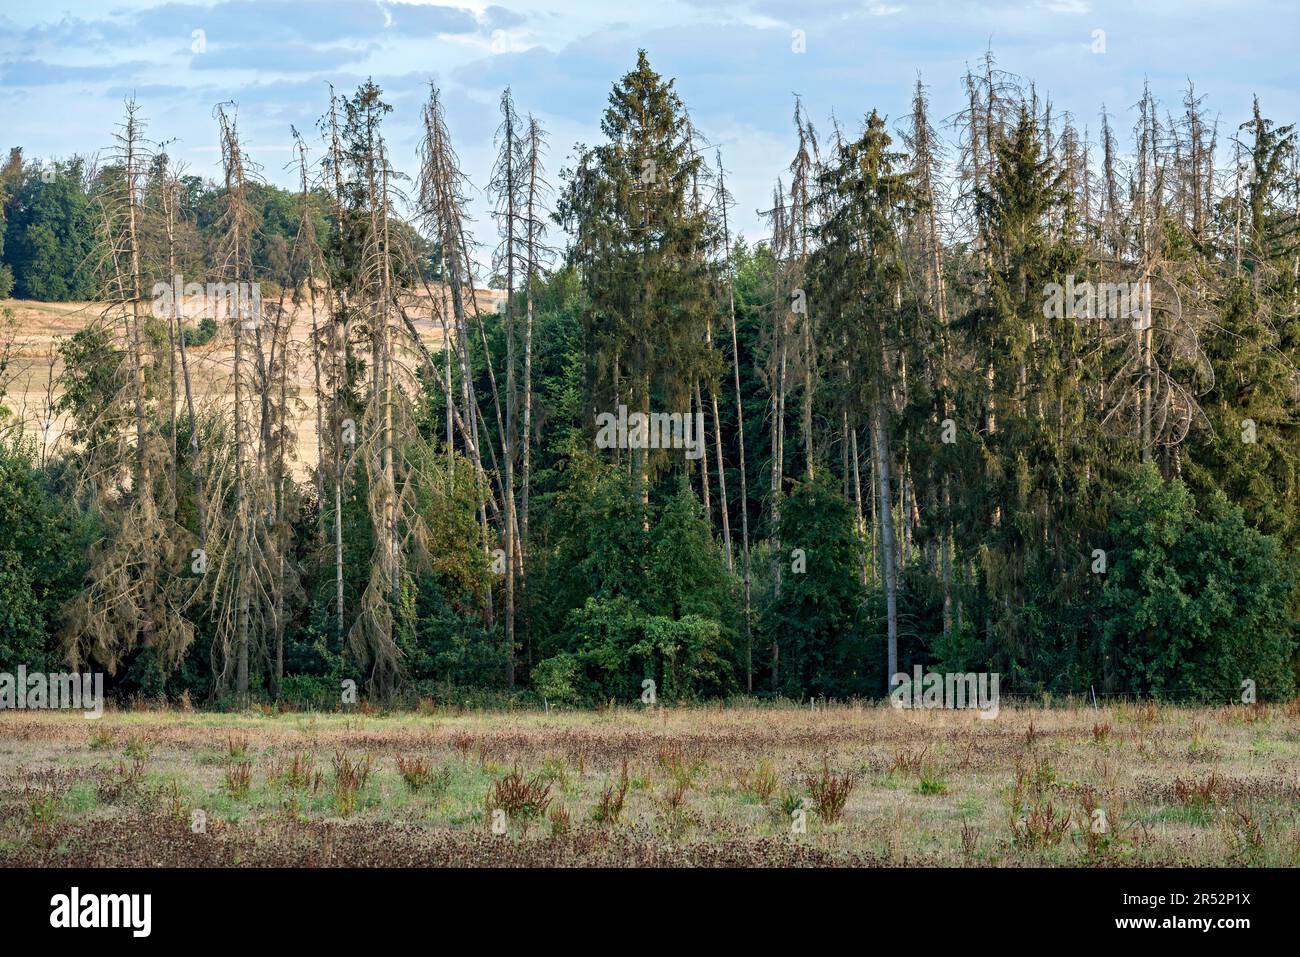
[62,99,195,676]
[319,86,354,643]
[333,80,456,698]
[714,148,754,690]
[201,105,284,700]
[518,113,553,672]
[490,88,525,689]
[417,83,498,633]
[290,127,328,542]
[486,90,555,685]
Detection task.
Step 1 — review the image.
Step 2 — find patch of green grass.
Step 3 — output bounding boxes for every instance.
[957,795,985,817]
[916,772,948,795]
[64,782,99,814]
[1151,803,1216,827]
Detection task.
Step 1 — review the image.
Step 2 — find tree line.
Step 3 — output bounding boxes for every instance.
[1,51,1297,706]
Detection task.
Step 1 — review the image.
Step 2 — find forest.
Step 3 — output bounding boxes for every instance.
[1,50,1298,709]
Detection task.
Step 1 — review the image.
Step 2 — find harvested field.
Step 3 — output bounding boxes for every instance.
[0,288,502,476]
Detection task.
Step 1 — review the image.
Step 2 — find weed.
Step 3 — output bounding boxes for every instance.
[224,761,252,798]
[452,733,474,762]
[1223,805,1265,858]
[745,759,778,802]
[889,746,929,776]
[25,787,66,848]
[658,744,705,789]
[331,752,373,816]
[492,765,553,824]
[916,770,947,795]
[1009,796,1072,850]
[274,753,322,794]
[1010,763,1072,851]
[96,759,145,804]
[776,789,805,823]
[593,758,630,825]
[806,758,854,823]
[396,754,434,792]
[1172,772,1223,809]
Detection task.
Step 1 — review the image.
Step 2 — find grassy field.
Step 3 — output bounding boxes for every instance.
[2,701,1298,867]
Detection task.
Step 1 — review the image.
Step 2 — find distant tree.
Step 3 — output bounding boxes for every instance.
[0,147,20,297]
[810,110,916,689]
[4,157,97,300]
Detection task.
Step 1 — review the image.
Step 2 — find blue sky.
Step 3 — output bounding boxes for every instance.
[1,0,1296,247]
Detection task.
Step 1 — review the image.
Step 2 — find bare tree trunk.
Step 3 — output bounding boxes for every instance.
[496,91,519,691]
[717,152,753,690]
[694,379,711,516]
[706,320,732,573]
[167,180,206,549]
[848,414,867,586]
[325,91,349,642]
[873,384,898,688]
[770,320,786,693]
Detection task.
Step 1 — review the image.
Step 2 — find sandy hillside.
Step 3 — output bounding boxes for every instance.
[0,286,504,476]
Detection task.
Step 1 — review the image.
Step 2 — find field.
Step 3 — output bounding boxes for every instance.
[2,702,1298,867]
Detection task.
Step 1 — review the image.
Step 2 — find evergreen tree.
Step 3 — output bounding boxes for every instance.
[557,51,715,510]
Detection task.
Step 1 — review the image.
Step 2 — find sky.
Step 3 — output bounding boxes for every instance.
[1,0,1296,251]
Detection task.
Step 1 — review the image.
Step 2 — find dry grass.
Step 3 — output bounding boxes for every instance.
[0,701,1297,866]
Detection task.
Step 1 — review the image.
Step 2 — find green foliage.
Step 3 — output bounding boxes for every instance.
[0,443,93,672]
[532,652,582,707]
[540,596,731,704]
[180,317,218,347]
[557,51,717,494]
[762,474,868,697]
[1101,465,1297,700]
[55,325,128,449]
[532,475,737,704]
[2,158,98,300]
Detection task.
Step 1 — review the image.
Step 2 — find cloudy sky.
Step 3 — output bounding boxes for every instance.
[1,0,1296,246]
